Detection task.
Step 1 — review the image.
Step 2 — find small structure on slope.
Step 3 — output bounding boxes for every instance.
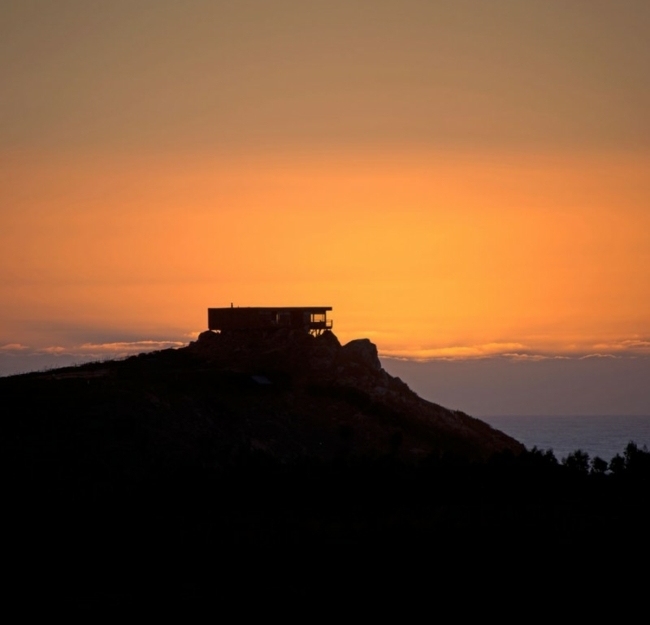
[208,306,333,336]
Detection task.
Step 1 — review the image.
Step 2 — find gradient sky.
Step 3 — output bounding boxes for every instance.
[2,1,649,414]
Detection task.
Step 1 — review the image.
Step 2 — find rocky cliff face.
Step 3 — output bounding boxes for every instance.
[180,329,522,462]
[2,330,523,482]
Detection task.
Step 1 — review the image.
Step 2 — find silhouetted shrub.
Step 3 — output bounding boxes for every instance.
[609,453,625,476]
[562,449,590,475]
[590,456,608,475]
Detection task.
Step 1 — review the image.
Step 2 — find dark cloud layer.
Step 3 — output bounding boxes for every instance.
[383,355,650,416]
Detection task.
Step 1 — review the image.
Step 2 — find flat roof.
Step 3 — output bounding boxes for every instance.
[208,306,332,311]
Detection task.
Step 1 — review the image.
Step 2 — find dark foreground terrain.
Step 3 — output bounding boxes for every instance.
[3,331,649,609]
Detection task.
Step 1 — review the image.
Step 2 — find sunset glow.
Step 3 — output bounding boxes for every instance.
[2,149,649,360]
[2,1,649,413]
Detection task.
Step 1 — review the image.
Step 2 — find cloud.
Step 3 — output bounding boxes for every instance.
[77,340,185,353]
[40,346,68,354]
[382,344,648,363]
[501,353,570,362]
[381,342,527,361]
[0,343,29,351]
[592,338,650,353]
[36,340,186,359]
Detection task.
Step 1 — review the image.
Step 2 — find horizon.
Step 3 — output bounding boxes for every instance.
[2,2,649,416]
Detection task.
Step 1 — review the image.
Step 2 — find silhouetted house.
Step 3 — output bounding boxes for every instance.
[208,306,333,335]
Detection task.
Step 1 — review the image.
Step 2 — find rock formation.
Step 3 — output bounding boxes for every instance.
[179,328,522,462]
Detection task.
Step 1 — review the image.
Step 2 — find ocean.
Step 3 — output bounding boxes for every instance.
[481,415,650,463]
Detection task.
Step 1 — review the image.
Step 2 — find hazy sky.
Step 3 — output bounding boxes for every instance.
[1,1,649,414]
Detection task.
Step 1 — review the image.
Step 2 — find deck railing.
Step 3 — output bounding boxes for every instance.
[309,320,333,330]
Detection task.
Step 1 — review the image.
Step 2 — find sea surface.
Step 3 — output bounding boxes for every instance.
[481,415,650,462]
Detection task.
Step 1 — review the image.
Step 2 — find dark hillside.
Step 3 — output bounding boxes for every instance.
[2,329,522,483]
[4,330,648,608]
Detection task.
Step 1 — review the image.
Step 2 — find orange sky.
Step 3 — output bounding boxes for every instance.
[1,1,650,370]
[2,148,649,360]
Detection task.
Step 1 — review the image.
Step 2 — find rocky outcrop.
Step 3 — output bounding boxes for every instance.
[181,329,523,462]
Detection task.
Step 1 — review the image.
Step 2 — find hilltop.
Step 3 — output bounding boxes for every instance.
[2,329,522,480]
